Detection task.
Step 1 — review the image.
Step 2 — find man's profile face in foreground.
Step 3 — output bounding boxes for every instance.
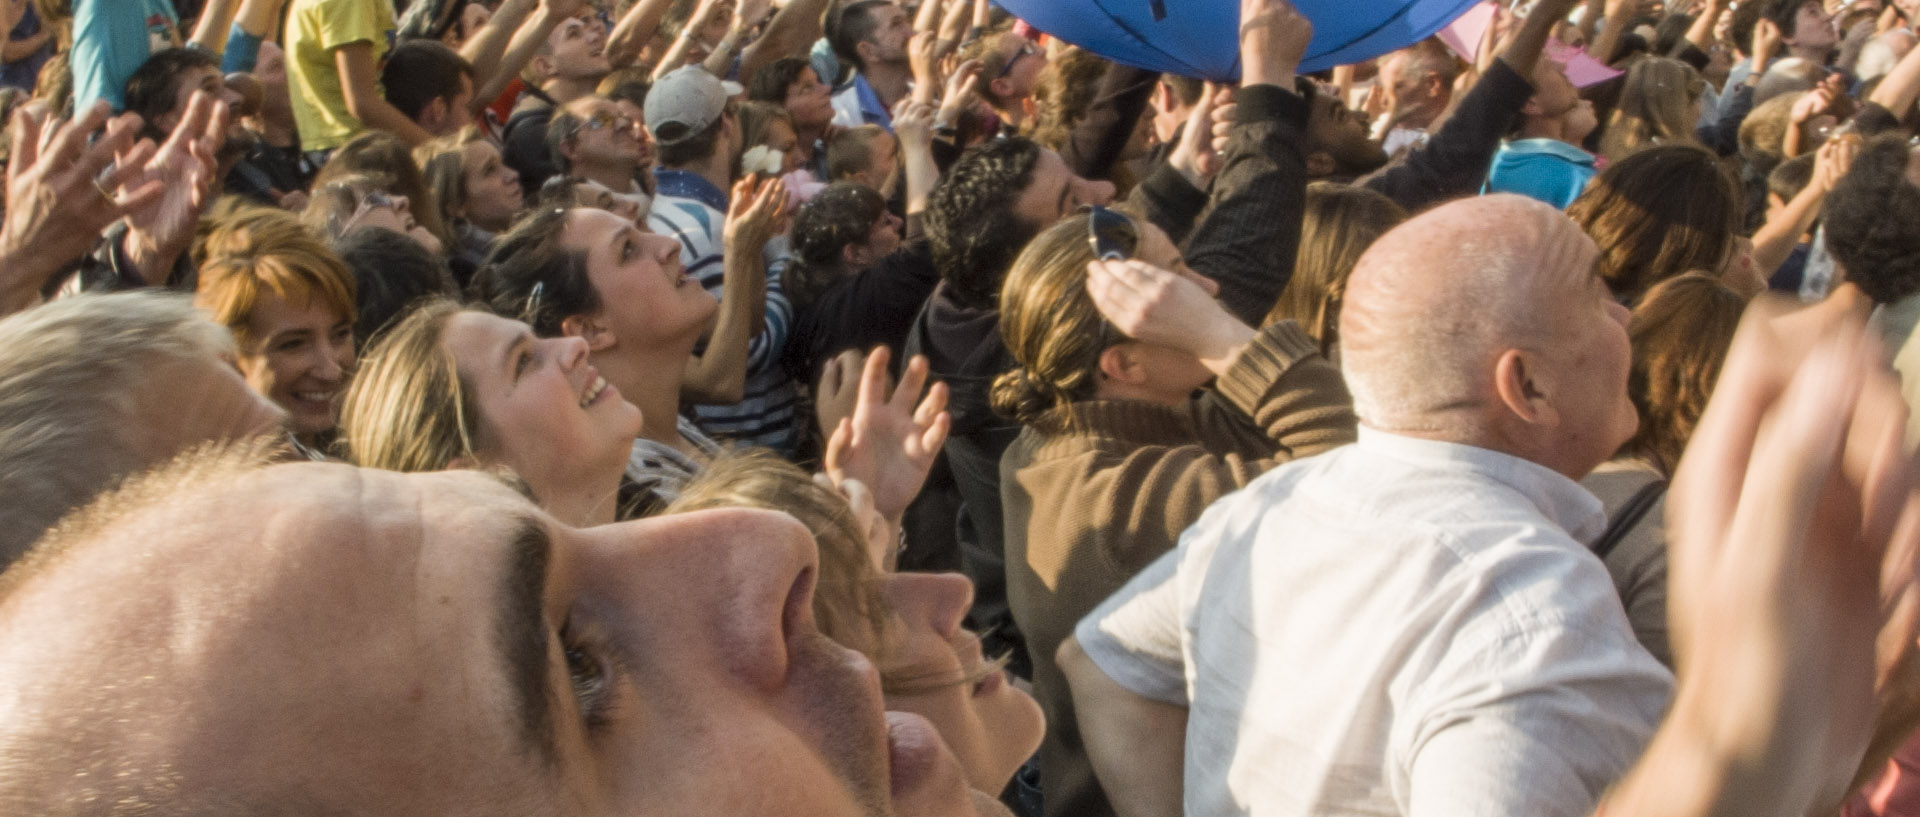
[0,458,977,816]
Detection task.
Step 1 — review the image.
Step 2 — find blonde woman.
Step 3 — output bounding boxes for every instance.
[339,299,646,527]
[1263,183,1408,360]
[666,449,1043,796]
[1600,58,1706,162]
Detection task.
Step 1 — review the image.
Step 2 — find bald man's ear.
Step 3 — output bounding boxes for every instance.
[1493,349,1559,427]
[1098,344,1151,386]
[1521,96,1545,118]
[1305,151,1337,177]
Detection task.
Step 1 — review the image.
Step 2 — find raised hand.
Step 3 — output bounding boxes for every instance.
[121,90,229,284]
[1238,0,1312,88]
[1086,258,1251,372]
[1657,290,1913,816]
[0,100,157,315]
[1168,82,1224,187]
[935,58,983,133]
[724,174,788,259]
[824,345,951,526]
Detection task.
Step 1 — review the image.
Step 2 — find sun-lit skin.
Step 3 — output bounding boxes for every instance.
[0,463,993,815]
[237,290,353,443]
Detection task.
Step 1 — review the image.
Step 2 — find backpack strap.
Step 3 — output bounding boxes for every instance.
[1592,479,1668,562]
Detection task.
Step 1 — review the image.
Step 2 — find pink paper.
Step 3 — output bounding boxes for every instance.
[1437,2,1497,62]
[1545,38,1624,87]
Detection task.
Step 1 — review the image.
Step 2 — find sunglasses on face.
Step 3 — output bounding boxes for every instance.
[582,111,637,134]
[995,41,1038,80]
[1087,205,1137,261]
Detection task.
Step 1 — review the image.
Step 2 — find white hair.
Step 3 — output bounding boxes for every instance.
[0,292,235,568]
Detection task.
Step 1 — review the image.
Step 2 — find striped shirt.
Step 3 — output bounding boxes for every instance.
[647,168,800,456]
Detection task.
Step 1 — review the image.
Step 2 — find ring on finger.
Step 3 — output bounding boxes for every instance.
[92,177,114,201]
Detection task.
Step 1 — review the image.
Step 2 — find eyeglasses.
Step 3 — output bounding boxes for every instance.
[995,41,1038,80]
[581,111,637,134]
[1087,205,1136,261]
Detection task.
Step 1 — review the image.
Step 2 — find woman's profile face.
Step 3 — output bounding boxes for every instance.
[871,572,1045,793]
[560,208,717,347]
[460,141,524,233]
[441,311,642,488]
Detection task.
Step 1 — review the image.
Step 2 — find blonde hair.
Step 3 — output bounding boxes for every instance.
[664,448,1005,695]
[1600,57,1706,162]
[417,126,490,229]
[1265,183,1408,356]
[195,206,357,349]
[0,292,239,568]
[338,299,482,474]
[990,211,1118,431]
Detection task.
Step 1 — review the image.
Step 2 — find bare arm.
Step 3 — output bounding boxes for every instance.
[1502,0,1583,79]
[1590,0,1636,65]
[336,41,434,145]
[1060,636,1187,817]
[605,0,676,69]
[683,177,785,404]
[738,0,830,87]
[1870,25,1920,116]
[189,0,241,53]
[2,26,48,61]
[1684,0,1728,52]
[896,100,938,216]
[232,0,287,36]
[650,0,722,81]
[458,0,537,100]
[1751,136,1856,278]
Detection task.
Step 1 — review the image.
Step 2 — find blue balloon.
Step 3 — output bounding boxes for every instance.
[993,0,1484,81]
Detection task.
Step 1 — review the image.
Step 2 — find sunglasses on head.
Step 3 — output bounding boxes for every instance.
[1087,205,1136,261]
[995,41,1038,80]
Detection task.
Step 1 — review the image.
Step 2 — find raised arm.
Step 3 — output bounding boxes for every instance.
[605,0,677,69]
[738,0,832,86]
[336,41,434,145]
[683,177,786,404]
[1870,23,1920,117]
[1174,0,1313,323]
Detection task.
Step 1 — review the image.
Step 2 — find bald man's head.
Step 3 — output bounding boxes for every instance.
[1340,194,1636,476]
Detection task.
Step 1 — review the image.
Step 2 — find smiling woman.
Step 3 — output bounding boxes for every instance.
[338,298,645,528]
[194,206,357,454]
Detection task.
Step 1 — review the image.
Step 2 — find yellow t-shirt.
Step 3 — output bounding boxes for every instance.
[286,0,395,152]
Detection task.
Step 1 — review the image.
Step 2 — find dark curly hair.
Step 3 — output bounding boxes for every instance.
[1824,134,1920,305]
[789,182,889,310]
[925,136,1045,308]
[466,207,600,335]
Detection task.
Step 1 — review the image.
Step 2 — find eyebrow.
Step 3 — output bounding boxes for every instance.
[496,512,560,765]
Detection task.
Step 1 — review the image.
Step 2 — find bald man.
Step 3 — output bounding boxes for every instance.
[1062,194,1672,817]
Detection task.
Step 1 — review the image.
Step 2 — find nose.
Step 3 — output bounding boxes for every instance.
[554,335,590,370]
[390,194,412,216]
[883,572,974,641]
[574,509,821,691]
[1082,178,1117,206]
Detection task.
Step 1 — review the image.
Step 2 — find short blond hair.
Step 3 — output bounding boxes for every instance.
[0,292,238,569]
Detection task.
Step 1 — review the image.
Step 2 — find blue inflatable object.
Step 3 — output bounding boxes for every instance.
[994,0,1484,81]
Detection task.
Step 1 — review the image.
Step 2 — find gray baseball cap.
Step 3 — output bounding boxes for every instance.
[644,66,745,145]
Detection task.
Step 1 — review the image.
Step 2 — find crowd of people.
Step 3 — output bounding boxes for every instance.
[1,0,1919,814]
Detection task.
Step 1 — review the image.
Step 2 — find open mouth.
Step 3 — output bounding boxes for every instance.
[579,374,609,407]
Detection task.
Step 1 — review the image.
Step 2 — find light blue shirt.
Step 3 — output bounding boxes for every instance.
[1079,428,1672,817]
[72,0,178,112]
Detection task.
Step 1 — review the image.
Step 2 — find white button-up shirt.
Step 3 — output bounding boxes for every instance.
[1078,428,1673,817]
